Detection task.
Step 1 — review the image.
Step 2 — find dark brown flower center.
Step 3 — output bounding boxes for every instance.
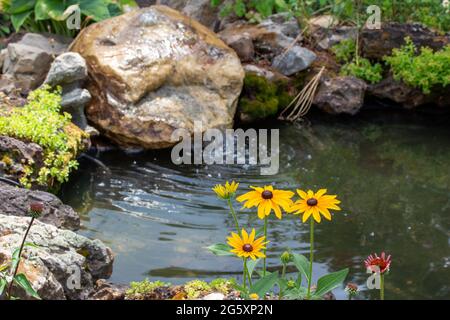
[261,190,273,199]
[30,202,44,213]
[307,198,318,206]
[243,244,253,252]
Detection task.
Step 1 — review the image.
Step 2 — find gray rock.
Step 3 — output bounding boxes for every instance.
[0,214,114,300]
[2,33,70,93]
[44,52,88,86]
[0,48,6,71]
[61,86,92,129]
[0,181,80,230]
[314,76,367,115]
[313,26,358,50]
[272,46,316,76]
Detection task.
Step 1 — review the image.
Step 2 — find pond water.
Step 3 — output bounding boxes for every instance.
[60,109,450,300]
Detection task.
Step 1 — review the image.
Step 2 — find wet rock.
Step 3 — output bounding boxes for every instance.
[44,52,87,86]
[314,76,367,115]
[272,46,316,76]
[71,5,244,149]
[1,33,70,94]
[368,75,450,109]
[90,279,127,300]
[361,22,450,59]
[0,214,114,300]
[0,181,80,230]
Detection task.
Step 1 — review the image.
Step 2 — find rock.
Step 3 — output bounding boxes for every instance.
[0,48,6,70]
[61,85,92,129]
[71,5,244,149]
[313,26,358,50]
[157,0,224,31]
[361,22,450,59]
[0,181,80,230]
[243,64,288,82]
[272,46,316,76]
[224,34,255,62]
[90,279,127,300]
[44,53,88,86]
[0,214,114,300]
[309,15,339,31]
[2,33,70,93]
[368,75,450,109]
[314,76,367,115]
[219,12,303,62]
[202,292,225,300]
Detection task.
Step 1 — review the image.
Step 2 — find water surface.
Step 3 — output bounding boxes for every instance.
[61,110,450,300]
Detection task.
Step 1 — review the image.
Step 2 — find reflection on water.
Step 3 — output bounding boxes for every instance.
[60,110,450,300]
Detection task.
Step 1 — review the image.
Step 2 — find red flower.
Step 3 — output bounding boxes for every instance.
[29,202,45,218]
[365,252,391,274]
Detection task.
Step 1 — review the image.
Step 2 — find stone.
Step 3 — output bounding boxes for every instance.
[243,64,288,82]
[0,214,114,300]
[224,34,255,62]
[309,15,339,31]
[202,292,225,300]
[2,33,70,93]
[61,85,92,129]
[367,75,450,109]
[313,26,358,50]
[71,5,244,149]
[361,22,450,59]
[314,76,367,115]
[44,52,88,86]
[0,181,80,230]
[0,48,6,70]
[272,46,316,76]
[90,279,127,300]
[219,12,303,62]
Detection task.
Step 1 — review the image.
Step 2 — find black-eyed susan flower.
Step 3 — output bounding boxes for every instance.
[212,181,239,199]
[236,185,294,219]
[291,189,341,223]
[227,229,267,260]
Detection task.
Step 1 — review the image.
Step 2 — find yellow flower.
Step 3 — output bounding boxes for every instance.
[291,189,341,223]
[236,185,294,219]
[212,181,239,199]
[249,293,259,300]
[227,229,268,260]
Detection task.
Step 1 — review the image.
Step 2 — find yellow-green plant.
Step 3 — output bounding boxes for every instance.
[384,37,450,94]
[0,85,86,189]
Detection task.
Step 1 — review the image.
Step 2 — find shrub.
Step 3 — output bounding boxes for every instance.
[384,37,450,94]
[0,85,87,189]
[341,58,383,84]
[331,39,356,63]
[125,279,170,298]
[1,0,138,37]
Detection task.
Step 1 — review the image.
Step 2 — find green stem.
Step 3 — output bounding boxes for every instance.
[227,198,240,234]
[306,218,314,299]
[263,217,268,276]
[279,263,287,300]
[7,217,35,299]
[380,273,385,300]
[243,258,247,289]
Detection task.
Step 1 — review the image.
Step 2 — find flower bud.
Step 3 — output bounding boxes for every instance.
[280,251,292,264]
[29,202,44,218]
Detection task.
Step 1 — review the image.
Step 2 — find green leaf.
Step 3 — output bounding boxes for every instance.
[313,268,349,298]
[246,258,260,278]
[205,243,233,256]
[34,0,66,21]
[292,253,310,284]
[0,277,7,296]
[14,274,40,299]
[8,0,36,14]
[11,10,33,31]
[284,286,307,300]
[250,271,279,297]
[234,0,246,17]
[210,0,221,7]
[75,0,111,21]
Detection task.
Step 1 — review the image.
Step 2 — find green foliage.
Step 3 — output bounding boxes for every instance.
[212,0,294,21]
[239,73,292,121]
[1,0,137,37]
[125,279,170,297]
[0,85,86,189]
[184,280,211,299]
[341,58,383,84]
[331,39,356,63]
[209,278,236,294]
[384,37,450,94]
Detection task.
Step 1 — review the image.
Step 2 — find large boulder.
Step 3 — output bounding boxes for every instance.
[0,214,114,300]
[314,76,367,115]
[1,33,70,94]
[71,5,244,149]
[0,181,80,230]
